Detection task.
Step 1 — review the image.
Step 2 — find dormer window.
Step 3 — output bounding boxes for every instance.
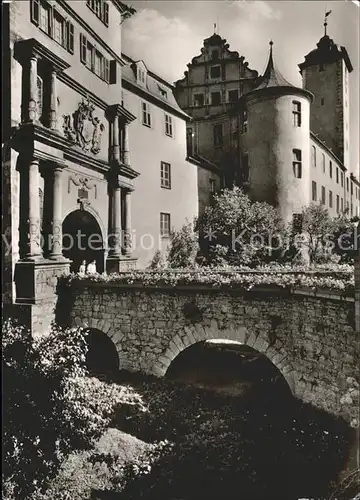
[158,85,167,99]
[137,66,147,86]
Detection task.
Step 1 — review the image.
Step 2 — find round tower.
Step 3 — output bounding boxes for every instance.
[240,41,314,223]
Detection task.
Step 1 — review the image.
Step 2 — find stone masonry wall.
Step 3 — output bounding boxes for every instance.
[66,283,359,423]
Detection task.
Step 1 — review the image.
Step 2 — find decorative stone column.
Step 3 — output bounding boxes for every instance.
[122,125,130,165]
[28,55,38,122]
[27,158,42,259]
[108,178,122,257]
[124,189,132,256]
[49,69,58,130]
[49,166,64,259]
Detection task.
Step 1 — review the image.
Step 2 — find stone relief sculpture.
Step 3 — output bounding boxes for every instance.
[62,99,104,155]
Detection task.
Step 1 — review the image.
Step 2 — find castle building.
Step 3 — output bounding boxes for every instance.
[175,28,360,221]
[2,0,198,333]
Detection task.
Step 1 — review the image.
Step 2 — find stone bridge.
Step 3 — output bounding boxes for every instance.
[60,281,358,422]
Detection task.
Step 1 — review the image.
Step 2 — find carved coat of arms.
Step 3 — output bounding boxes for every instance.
[63,99,104,155]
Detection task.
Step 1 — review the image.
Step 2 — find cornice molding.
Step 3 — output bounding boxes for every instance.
[56,0,125,66]
[122,77,190,121]
[57,71,107,111]
[14,38,70,72]
[12,124,110,174]
[106,103,136,123]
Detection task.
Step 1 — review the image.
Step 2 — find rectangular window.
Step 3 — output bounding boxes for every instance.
[312,181,317,201]
[228,89,239,103]
[53,10,65,45]
[351,183,353,195]
[160,162,171,189]
[211,50,219,61]
[341,198,344,212]
[311,145,316,168]
[336,168,339,184]
[142,102,151,127]
[165,114,173,137]
[213,124,223,147]
[79,34,110,83]
[329,161,332,178]
[31,0,74,53]
[336,195,340,213]
[39,0,51,35]
[87,0,109,26]
[137,68,146,85]
[341,172,344,187]
[321,153,325,173]
[292,149,302,179]
[211,92,221,105]
[292,101,301,127]
[351,204,353,216]
[193,93,204,107]
[241,109,248,133]
[160,213,171,237]
[321,185,326,204]
[186,128,194,156]
[209,178,216,195]
[321,97,325,106]
[210,65,221,79]
[346,177,349,192]
[329,190,333,208]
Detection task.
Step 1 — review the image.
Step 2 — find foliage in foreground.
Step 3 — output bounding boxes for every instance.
[1,320,149,499]
[60,262,355,294]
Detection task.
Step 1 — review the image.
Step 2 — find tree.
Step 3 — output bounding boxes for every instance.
[294,204,359,264]
[167,220,199,268]
[195,187,287,266]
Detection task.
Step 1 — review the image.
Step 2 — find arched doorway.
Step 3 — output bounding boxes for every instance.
[62,209,104,273]
[85,328,120,377]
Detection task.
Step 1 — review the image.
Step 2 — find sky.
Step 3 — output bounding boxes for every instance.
[122,1,360,175]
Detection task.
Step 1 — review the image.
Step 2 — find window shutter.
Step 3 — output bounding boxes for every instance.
[103,58,110,82]
[103,2,109,26]
[31,0,40,26]
[109,60,117,84]
[80,33,87,63]
[66,22,74,54]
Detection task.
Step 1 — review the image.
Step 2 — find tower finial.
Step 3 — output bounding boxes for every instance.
[213,22,217,34]
[324,8,332,36]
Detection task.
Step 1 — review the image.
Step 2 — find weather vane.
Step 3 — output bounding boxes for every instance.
[324,7,332,36]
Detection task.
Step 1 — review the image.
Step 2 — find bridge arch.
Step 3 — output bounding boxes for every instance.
[152,324,298,394]
[85,327,120,376]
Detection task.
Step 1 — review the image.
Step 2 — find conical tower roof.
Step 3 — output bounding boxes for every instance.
[253,41,293,90]
[242,41,313,102]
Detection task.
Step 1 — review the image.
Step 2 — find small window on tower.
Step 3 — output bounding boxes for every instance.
[292,149,302,179]
[321,97,325,106]
[211,50,219,61]
[312,181,317,202]
[292,101,301,127]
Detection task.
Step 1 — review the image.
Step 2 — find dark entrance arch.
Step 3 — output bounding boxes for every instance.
[62,209,104,273]
[166,340,292,403]
[85,328,120,376]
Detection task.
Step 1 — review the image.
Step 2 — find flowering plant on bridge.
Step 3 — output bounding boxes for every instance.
[60,263,355,295]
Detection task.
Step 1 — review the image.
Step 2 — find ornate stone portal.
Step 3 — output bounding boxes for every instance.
[63,99,104,154]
